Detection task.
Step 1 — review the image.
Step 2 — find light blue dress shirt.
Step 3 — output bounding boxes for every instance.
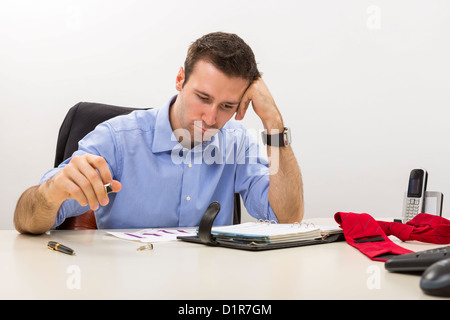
[40,95,277,229]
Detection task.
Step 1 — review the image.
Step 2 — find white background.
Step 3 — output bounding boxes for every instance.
[1,0,449,229]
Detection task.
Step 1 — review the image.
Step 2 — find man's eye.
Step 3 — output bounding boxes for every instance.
[220,104,236,112]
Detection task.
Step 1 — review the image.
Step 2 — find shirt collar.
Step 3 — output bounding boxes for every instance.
[151,95,180,153]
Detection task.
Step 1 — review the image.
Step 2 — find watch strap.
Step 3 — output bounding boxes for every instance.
[262,127,291,147]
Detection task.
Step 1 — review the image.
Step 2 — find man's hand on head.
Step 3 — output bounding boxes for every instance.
[235,78,284,132]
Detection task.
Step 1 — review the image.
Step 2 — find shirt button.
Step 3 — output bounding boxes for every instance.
[186,196,191,201]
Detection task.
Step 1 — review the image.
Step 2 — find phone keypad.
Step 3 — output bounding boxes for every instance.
[405,198,421,221]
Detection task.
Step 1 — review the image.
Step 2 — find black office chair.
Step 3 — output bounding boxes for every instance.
[54,101,241,229]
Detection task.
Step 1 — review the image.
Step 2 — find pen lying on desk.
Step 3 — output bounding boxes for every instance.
[47,241,75,255]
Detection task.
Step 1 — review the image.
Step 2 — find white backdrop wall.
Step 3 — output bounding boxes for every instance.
[1,0,449,229]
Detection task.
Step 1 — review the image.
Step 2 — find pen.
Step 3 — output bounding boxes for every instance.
[104,183,113,194]
[47,241,75,255]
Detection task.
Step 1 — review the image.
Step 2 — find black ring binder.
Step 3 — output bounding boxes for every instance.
[197,201,221,246]
[180,201,345,251]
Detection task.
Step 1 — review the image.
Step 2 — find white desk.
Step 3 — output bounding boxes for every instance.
[0,218,448,300]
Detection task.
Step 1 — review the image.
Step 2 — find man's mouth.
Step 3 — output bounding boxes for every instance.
[193,122,218,139]
[194,123,214,132]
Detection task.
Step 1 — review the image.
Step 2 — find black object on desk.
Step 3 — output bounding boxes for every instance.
[385,245,450,273]
[47,241,75,255]
[420,257,450,297]
[385,245,450,297]
[178,202,345,251]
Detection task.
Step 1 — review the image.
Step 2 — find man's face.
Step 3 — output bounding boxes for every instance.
[170,60,249,147]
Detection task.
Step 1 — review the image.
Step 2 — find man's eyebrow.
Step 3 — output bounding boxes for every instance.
[194,89,240,106]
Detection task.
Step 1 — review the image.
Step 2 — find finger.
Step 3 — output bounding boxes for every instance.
[85,154,113,184]
[63,167,98,209]
[236,81,255,121]
[73,157,109,209]
[235,97,251,121]
[70,167,102,210]
[110,180,122,193]
[103,180,122,194]
[83,154,115,206]
[63,178,89,208]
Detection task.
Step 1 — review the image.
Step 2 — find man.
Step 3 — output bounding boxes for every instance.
[14,32,303,234]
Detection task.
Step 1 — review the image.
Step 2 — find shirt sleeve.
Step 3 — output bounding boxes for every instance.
[39,122,120,228]
[233,129,278,222]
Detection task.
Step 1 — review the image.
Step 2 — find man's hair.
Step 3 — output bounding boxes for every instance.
[183,32,261,86]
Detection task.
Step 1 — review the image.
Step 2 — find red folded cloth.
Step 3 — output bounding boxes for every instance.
[334,212,413,262]
[335,212,450,261]
[377,213,450,244]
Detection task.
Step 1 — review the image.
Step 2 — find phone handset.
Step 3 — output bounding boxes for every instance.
[402,168,428,222]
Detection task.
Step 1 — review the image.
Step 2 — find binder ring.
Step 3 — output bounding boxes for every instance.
[198,202,221,246]
[257,219,277,225]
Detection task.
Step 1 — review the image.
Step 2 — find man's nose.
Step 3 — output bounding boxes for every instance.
[202,104,218,127]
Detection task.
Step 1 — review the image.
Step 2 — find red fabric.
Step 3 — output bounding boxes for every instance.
[334,212,413,262]
[377,213,450,244]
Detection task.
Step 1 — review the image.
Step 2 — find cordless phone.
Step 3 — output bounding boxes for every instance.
[402,168,428,222]
[401,168,444,222]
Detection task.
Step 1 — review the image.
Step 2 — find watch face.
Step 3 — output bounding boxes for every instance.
[283,128,291,146]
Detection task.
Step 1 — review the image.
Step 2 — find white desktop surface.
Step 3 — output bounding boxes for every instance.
[0,218,448,300]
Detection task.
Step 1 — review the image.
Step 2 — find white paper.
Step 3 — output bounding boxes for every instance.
[108,228,197,243]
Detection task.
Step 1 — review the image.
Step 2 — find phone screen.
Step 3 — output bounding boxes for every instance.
[407,169,424,198]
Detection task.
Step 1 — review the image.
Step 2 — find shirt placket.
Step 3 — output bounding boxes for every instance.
[178,147,201,226]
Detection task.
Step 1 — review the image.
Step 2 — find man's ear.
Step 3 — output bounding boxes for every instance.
[175,67,185,91]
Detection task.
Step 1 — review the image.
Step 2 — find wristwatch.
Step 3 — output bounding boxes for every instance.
[261,127,292,147]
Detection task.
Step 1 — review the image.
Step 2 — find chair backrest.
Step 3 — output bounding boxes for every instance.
[55,102,241,229]
[54,102,147,167]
